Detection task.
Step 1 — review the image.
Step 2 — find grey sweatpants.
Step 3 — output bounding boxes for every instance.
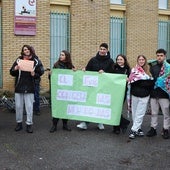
[15,93,34,125]
[150,98,170,130]
[131,95,150,132]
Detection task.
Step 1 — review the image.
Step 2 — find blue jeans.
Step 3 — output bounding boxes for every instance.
[33,82,40,112]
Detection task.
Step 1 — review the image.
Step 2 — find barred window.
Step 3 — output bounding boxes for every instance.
[110,16,126,60]
[158,20,170,59]
[50,12,70,67]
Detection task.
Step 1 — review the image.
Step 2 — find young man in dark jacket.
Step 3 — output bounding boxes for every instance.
[77,43,114,130]
[146,49,170,139]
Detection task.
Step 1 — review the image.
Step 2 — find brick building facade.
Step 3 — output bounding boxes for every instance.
[0,0,170,92]
[126,0,158,65]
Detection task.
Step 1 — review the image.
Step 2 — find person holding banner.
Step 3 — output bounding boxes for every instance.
[49,50,74,133]
[128,55,154,139]
[10,45,42,133]
[77,43,114,130]
[146,49,170,139]
[112,54,131,134]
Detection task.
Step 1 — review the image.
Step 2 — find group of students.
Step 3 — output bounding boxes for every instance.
[9,43,170,140]
[128,49,170,139]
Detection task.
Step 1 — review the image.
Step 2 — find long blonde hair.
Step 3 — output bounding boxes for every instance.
[137,55,151,76]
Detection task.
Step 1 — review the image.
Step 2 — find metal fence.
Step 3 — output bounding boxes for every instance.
[50,12,70,67]
[0,96,49,112]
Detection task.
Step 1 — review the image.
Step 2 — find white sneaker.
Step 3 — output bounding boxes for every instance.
[77,122,87,130]
[97,123,104,130]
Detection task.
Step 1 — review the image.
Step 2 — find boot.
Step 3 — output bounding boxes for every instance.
[26,125,33,133]
[120,116,130,133]
[50,118,58,133]
[146,127,157,137]
[162,128,169,139]
[113,126,120,134]
[15,122,23,131]
[62,119,71,131]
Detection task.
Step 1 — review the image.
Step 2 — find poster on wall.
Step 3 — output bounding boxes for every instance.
[14,0,36,35]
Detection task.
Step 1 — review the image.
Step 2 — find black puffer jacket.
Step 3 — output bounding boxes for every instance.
[130,79,155,97]
[10,56,42,93]
[86,51,114,73]
[112,64,131,77]
[150,61,169,98]
[53,61,74,69]
[112,64,131,101]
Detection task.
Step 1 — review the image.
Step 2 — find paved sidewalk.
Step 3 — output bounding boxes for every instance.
[0,106,170,170]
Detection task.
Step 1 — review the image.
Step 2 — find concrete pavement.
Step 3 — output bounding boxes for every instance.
[0,105,170,170]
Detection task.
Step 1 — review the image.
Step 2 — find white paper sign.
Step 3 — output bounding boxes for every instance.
[57,89,87,102]
[96,93,111,106]
[17,59,34,72]
[58,74,73,86]
[83,75,98,87]
[67,104,111,120]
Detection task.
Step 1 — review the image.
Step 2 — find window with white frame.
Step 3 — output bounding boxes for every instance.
[50,12,70,67]
[110,0,122,4]
[110,16,126,60]
[159,0,168,9]
[158,21,170,59]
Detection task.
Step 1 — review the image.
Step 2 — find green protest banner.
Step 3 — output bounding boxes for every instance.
[51,69,127,125]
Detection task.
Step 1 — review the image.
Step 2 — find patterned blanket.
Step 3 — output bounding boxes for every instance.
[155,61,170,98]
[128,65,151,83]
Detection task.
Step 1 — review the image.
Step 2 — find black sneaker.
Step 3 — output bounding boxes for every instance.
[50,125,57,133]
[63,124,71,131]
[26,125,33,133]
[15,122,23,131]
[136,129,144,137]
[162,128,169,139]
[129,130,136,139]
[146,127,157,137]
[113,126,120,135]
